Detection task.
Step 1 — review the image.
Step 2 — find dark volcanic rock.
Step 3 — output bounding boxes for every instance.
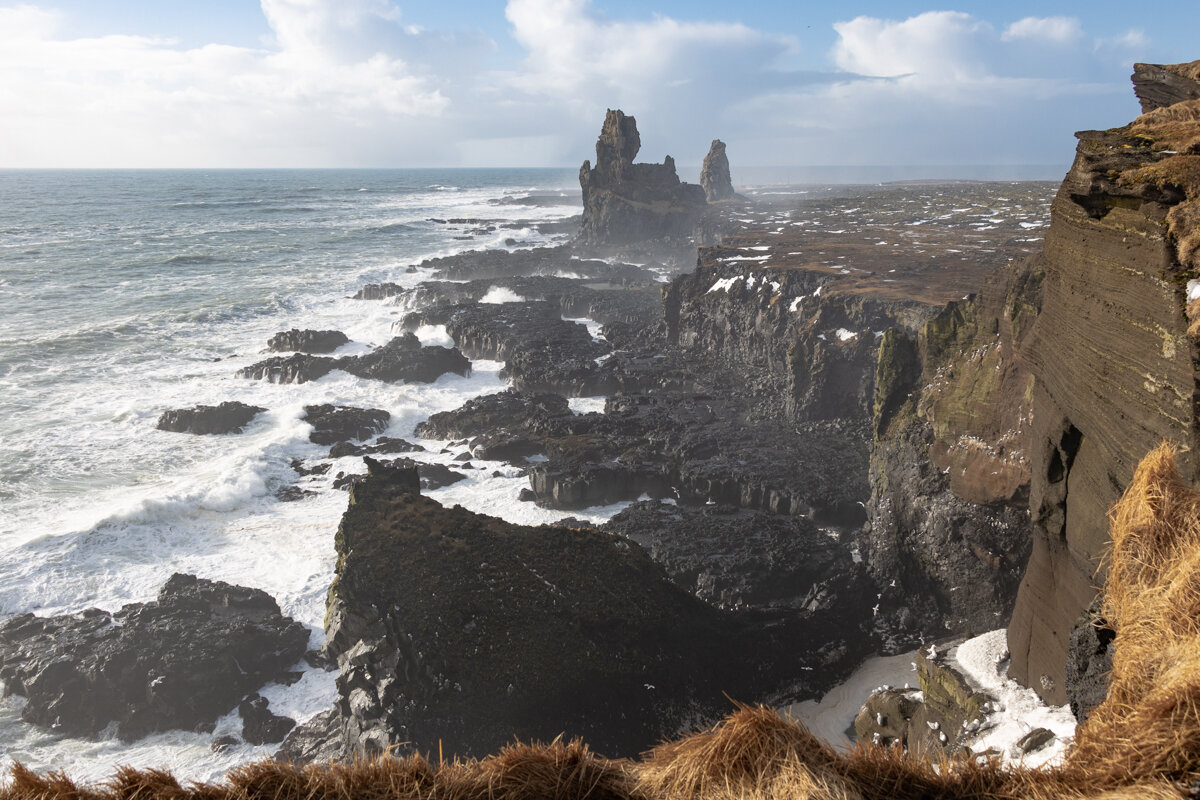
[328,437,423,458]
[0,574,308,741]
[339,333,470,383]
[402,301,607,395]
[266,329,350,354]
[577,109,708,246]
[239,333,469,385]
[1131,60,1200,112]
[303,404,390,446]
[603,500,871,618]
[1065,599,1114,723]
[279,462,867,762]
[239,694,297,745]
[156,401,266,435]
[237,353,336,384]
[699,139,735,202]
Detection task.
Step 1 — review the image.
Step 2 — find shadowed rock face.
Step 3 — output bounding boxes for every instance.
[0,574,308,741]
[278,461,871,762]
[1007,76,1200,704]
[699,139,735,202]
[578,109,708,246]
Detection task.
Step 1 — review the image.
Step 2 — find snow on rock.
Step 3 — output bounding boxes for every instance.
[954,629,1077,767]
[707,277,740,294]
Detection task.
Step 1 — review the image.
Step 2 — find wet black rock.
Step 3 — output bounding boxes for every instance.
[156,401,266,435]
[266,329,350,354]
[401,301,607,395]
[239,694,297,745]
[328,437,424,459]
[1065,599,1114,723]
[239,333,469,385]
[339,332,470,384]
[603,501,871,616]
[237,353,336,384]
[303,404,390,446]
[0,574,308,741]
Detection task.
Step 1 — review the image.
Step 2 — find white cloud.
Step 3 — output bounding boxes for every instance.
[0,0,462,166]
[1002,16,1083,44]
[832,11,990,80]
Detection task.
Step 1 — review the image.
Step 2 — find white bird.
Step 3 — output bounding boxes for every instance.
[876,712,885,726]
[644,684,655,690]
[928,644,937,658]
[889,579,896,587]
[938,732,948,744]
[872,603,880,616]
[927,720,940,731]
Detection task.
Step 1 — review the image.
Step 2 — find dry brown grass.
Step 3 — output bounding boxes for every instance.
[1122,99,1200,273]
[5,444,1200,800]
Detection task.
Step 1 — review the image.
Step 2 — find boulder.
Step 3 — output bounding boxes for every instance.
[155,401,266,435]
[266,329,350,354]
[239,694,297,745]
[303,404,390,446]
[0,574,308,741]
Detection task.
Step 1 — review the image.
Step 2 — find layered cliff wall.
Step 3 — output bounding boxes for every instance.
[1007,100,1200,703]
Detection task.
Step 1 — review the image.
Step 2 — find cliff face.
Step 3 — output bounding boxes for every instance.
[864,255,1040,648]
[1007,113,1200,703]
[1131,60,1200,112]
[578,109,708,246]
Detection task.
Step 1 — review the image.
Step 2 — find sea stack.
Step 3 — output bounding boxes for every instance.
[699,139,735,201]
[577,109,708,246]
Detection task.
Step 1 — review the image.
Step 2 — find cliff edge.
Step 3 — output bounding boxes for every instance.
[1007,63,1200,704]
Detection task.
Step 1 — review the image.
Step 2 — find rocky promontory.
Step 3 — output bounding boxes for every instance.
[577,109,709,247]
[279,459,871,760]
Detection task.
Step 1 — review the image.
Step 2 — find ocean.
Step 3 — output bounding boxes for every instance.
[0,168,631,782]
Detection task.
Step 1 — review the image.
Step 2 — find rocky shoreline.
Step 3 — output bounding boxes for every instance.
[5,62,1200,771]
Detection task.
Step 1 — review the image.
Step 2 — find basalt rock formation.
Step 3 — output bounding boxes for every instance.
[238,332,469,385]
[1005,73,1200,705]
[266,329,349,354]
[156,401,266,435]
[578,110,708,246]
[279,460,870,761]
[0,574,307,741]
[699,139,735,202]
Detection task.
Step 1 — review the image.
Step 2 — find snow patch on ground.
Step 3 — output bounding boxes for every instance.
[953,629,1077,767]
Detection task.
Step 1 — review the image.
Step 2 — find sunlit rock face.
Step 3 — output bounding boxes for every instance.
[1007,65,1200,704]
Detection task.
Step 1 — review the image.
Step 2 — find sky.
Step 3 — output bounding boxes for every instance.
[1,0,1198,170]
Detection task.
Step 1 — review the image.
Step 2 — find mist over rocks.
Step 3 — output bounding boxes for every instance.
[0,574,307,741]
